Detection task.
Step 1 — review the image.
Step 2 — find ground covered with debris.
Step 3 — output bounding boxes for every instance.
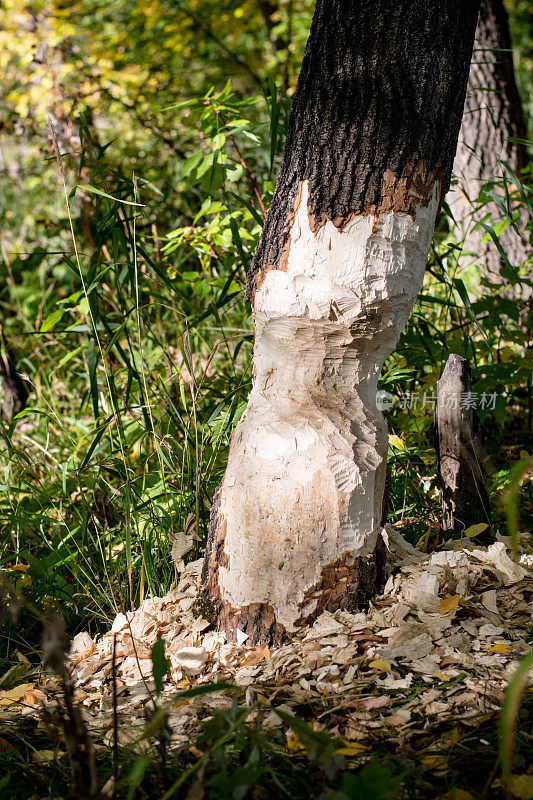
[2,531,532,799]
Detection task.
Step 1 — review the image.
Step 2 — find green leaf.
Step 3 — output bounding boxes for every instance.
[335,761,403,800]
[463,522,489,538]
[40,309,64,333]
[180,150,203,179]
[127,755,151,800]
[53,345,85,373]
[87,338,99,420]
[151,637,169,694]
[500,649,533,793]
[76,184,144,207]
[476,221,521,283]
[78,419,110,472]
[501,456,533,558]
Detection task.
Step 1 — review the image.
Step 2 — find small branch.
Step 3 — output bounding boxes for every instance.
[174,1,263,88]
[229,135,266,217]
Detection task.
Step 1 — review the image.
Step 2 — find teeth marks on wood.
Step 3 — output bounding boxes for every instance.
[214,601,288,648]
[294,535,388,629]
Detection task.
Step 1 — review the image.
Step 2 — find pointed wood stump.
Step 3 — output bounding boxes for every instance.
[435,354,491,535]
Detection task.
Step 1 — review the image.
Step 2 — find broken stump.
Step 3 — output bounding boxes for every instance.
[435,354,491,536]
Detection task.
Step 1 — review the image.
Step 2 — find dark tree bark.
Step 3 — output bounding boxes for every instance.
[435,354,491,535]
[204,0,480,645]
[0,339,28,422]
[247,0,481,300]
[257,0,287,55]
[450,0,530,286]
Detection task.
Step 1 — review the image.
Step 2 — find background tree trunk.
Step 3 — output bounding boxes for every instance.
[205,0,480,644]
[0,337,28,422]
[450,0,530,287]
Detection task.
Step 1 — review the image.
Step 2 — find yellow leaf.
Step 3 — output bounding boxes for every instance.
[438,790,475,800]
[422,754,448,771]
[463,523,488,538]
[491,643,511,653]
[0,683,34,707]
[434,670,452,682]
[32,750,63,763]
[440,595,460,615]
[509,775,533,800]
[368,659,392,673]
[286,732,306,754]
[335,741,369,756]
[389,435,405,451]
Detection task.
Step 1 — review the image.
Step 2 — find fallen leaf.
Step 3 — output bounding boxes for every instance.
[509,775,533,800]
[439,790,475,800]
[359,695,390,711]
[286,732,306,754]
[490,643,511,654]
[440,595,460,615]
[422,754,448,771]
[368,659,391,673]
[242,645,271,666]
[386,709,411,725]
[376,674,413,690]
[32,750,63,763]
[23,688,48,707]
[0,683,34,707]
[335,741,369,756]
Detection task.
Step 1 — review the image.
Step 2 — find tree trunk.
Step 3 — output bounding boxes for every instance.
[435,354,491,536]
[450,0,530,285]
[0,339,28,422]
[204,0,480,644]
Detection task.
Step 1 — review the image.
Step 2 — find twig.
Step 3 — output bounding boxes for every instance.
[112,633,119,784]
[174,2,263,88]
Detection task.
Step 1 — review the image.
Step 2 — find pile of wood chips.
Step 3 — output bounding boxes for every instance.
[62,529,532,752]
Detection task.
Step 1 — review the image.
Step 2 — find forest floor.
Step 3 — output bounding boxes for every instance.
[1,531,532,799]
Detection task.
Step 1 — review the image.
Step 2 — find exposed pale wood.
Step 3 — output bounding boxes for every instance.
[204,0,481,643]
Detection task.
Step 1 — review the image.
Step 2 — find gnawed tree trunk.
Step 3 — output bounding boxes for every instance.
[203,0,480,644]
[435,354,491,535]
[450,0,530,286]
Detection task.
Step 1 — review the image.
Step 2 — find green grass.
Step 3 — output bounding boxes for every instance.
[0,93,532,800]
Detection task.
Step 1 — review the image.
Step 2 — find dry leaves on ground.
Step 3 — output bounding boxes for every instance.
[2,529,532,760]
